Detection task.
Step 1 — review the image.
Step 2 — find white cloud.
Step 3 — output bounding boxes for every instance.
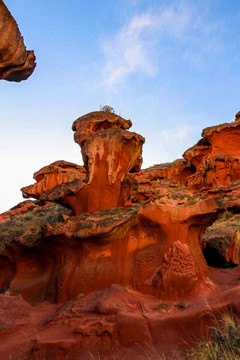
[102,5,192,86]
[101,3,221,86]
[103,14,155,86]
[142,124,197,168]
[161,125,191,143]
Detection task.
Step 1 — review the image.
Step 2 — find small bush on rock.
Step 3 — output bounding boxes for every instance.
[100,105,115,113]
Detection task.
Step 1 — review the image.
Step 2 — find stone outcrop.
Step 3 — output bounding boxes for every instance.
[1,110,240,359]
[0,0,36,81]
[135,112,240,195]
[136,159,192,185]
[183,119,240,190]
[21,160,86,203]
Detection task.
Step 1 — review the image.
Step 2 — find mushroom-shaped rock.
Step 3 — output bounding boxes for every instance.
[22,112,145,215]
[137,195,221,300]
[0,192,222,304]
[69,112,144,214]
[72,111,132,147]
[0,0,36,81]
[70,130,144,214]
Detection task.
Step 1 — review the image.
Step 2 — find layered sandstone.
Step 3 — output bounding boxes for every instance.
[0,0,36,81]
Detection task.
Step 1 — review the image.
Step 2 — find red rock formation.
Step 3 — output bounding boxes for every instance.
[1,110,240,359]
[183,119,240,190]
[28,283,240,360]
[137,196,220,300]
[22,112,145,215]
[0,0,36,81]
[0,194,221,306]
[1,278,240,360]
[21,160,86,201]
[135,112,240,194]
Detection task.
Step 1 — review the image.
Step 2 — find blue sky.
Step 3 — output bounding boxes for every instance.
[1,0,240,212]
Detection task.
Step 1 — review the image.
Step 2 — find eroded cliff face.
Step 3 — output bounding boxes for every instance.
[0,0,36,81]
[1,110,240,360]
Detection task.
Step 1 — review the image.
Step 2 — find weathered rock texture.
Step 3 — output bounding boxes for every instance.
[22,160,86,203]
[0,0,36,81]
[1,110,240,359]
[183,120,240,190]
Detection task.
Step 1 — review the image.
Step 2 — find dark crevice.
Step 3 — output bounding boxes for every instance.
[196,137,210,147]
[203,246,237,268]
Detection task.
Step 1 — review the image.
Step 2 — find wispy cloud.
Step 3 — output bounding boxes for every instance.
[101,3,221,86]
[102,14,155,86]
[161,124,192,143]
[142,123,196,168]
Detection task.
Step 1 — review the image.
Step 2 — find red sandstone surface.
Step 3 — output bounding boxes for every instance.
[0,0,36,81]
[1,110,240,359]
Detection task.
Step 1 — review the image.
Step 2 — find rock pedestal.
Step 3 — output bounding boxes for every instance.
[22,111,145,215]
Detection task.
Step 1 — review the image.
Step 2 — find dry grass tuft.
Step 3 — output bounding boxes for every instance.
[188,312,240,360]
